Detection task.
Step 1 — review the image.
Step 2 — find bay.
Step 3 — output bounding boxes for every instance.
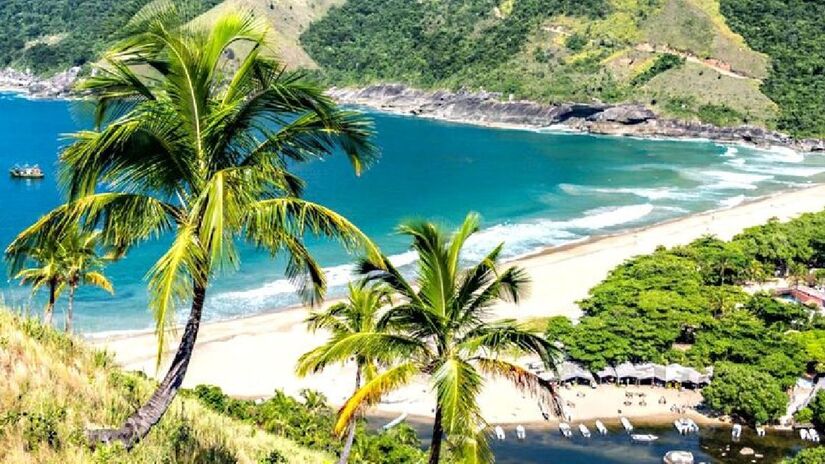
[2,93,825,333]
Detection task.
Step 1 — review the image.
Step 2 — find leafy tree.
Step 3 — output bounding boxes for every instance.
[8,241,65,326]
[297,281,393,464]
[702,362,787,424]
[674,236,753,286]
[544,316,574,344]
[746,292,808,330]
[783,447,825,464]
[59,229,113,333]
[790,330,825,374]
[324,213,562,464]
[8,8,378,449]
[733,218,812,276]
[808,389,825,430]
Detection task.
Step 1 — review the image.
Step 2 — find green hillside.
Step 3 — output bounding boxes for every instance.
[0,0,221,75]
[301,0,824,137]
[0,309,331,463]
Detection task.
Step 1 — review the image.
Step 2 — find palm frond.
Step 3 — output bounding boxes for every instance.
[333,362,418,436]
[295,332,426,376]
[433,356,485,437]
[84,271,114,294]
[474,357,562,417]
[459,322,562,372]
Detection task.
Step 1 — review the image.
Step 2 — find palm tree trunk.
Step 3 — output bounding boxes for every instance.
[428,405,444,464]
[86,282,207,450]
[65,283,77,333]
[44,280,56,326]
[338,366,362,464]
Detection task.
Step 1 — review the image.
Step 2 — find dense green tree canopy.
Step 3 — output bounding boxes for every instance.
[702,362,787,425]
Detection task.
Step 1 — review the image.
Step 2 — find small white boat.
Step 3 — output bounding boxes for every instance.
[382,412,408,430]
[516,425,526,440]
[579,423,591,438]
[800,429,810,441]
[674,418,699,434]
[595,420,608,435]
[663,450,695,464]
[808,429,820,442]
[731,424,742,439]
[621,416,634,432]
[494,425,505,440]
[631,433,659,442]
[756,425,766,437]
[559,422,573,438]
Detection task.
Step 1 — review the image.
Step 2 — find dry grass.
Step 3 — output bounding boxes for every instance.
[0,310,332,464]
[192,0,344,69]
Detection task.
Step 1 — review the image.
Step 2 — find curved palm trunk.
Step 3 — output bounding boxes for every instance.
[44,280,56,326]
[87,282,207,449]
[428,405,444,464]
[65,283,77,333]
[338,366,362,464]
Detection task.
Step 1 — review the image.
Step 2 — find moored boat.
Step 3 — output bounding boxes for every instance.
[579,423,591,438]
[9,164,44,179]
[631,433,659,442]
[559,422,573,438]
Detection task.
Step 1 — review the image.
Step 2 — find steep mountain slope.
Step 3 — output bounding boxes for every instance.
[193,0,344,69]
[300,0,787,131]
[0,310,331,463]
[0,0,222,75]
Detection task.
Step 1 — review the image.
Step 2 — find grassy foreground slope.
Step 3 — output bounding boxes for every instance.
[0,310,330,464]
[300,0,792,131]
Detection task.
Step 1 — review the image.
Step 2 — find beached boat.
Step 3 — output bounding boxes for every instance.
[595,420,608,435]
[9,164,44,179]
[494,425,505,440]
[663,450,695,464]
[799,429,810,441]
[579,423,591,438]
[731,423,742,439]
[559,422,573,438]
[620,416,634,432]
[808,429,820,442]
[756,425,766,437]
[516,425,526,440]
[631,434,659,442]
[382,412,408,430]
[674,418,699,434]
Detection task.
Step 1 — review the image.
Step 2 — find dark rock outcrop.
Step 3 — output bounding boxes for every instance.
[328,84,824,152]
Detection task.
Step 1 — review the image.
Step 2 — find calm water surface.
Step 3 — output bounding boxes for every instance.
[2,93,825,332]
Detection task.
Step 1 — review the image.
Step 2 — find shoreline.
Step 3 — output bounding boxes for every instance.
[327,84,825,153]
[92,183,825,424]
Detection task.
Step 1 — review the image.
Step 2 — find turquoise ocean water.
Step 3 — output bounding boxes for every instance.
[3,93,825,333]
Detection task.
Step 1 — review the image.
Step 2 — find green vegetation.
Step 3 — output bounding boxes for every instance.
[0,0,221,75]
[702,362,787,424]
[0,309,330,463]
[8,7,379,449]
[322,214,561,463]
[784,447,825,464]
[188,385,426,463]
[629,53,685,86]
[721,0,825,137]
[550,211,825,422]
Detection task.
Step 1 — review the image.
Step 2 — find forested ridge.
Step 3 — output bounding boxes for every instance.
[0,0,221,74]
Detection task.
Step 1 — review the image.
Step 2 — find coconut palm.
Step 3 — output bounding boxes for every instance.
[315,213,562,463]
[61,229,114,333]
[297,280,393,464]
[7,5,378,449]
[11,241,66,326]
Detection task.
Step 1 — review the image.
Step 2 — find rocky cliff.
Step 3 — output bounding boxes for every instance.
[328,84,825,152]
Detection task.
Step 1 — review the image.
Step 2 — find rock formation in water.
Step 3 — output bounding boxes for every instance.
[328,84,824,152]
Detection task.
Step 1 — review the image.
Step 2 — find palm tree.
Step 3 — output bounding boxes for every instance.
[11,241,65,326]
[297,280,393,464]
[61,229,114,333]
[312,213,562,463]
[7,5,378,449]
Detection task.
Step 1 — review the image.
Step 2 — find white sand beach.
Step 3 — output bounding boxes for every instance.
[93,184,825,425]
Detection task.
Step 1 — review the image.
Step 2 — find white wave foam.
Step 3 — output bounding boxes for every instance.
[720,145,739,157]
[719,195,746,208]
[559,183,697,201]
[725,157,746,167]
[684,170,773,190]
[749,146,805,163]
[736,164,825,178]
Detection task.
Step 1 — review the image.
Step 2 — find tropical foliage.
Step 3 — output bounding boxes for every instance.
[7,5,378,448]
[297,281,394,463]
[0,0,221,75]
[319,213,562,463]
[702,362,787,424]
[189,385,426,464]
[550,210,825,421]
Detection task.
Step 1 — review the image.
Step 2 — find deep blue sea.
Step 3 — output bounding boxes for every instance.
[3,93,825,333]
